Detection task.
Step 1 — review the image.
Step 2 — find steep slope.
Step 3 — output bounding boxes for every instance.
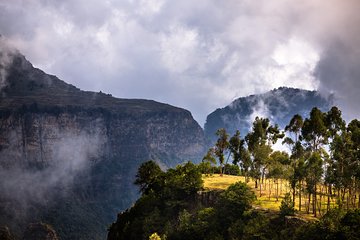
[205,87,333,142]
[0,47,206,239]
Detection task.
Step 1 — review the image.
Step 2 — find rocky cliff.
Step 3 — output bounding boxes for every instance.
[204,87,333,143]
[0,47,206,239]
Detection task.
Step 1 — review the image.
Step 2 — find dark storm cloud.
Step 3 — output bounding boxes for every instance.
[307,0,360,122]
[0,0,359,125]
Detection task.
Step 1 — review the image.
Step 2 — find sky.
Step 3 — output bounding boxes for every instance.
[0,0,360,127]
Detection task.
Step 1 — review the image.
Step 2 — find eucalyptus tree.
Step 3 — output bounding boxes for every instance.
[267,151,290,201]
[214,128,229,175]
[325,107,347,210]
[202,148,217,175]
[228,130,249,176]
[301,107,329,215]
[283,114,304,207]
[347,119,360,208]
[293,157,306,211]
[239,148,252,182]
[304,152,323,216]
[302,107,328,152]
[245,117,284,195]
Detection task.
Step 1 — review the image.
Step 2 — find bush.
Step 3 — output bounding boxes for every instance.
[218,182,256,225]
[149,232,161,240]
[198,162,213,175]
[280,193,295,216]
[223,164,240,176]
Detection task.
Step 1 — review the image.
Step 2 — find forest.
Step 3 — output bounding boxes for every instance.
[202,106,360,217]
[107,106,360,240]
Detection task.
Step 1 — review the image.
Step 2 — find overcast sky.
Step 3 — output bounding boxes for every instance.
[0,0,359,126]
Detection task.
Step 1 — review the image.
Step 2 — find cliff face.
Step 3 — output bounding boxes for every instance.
[0,49,206,239]
[204,87,333,143]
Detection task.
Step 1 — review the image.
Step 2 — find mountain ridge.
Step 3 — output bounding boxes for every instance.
[204,87,333,142]
[0,47,206,239]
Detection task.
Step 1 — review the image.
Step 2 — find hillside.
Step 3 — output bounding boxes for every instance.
[204,87,333,143]
[107,162,360,240]
[0,47,206,239]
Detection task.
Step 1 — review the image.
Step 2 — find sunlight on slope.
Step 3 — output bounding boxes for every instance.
[203,174,319,220]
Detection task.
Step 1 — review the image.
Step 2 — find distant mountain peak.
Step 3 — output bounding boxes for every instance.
[205,87,333,142]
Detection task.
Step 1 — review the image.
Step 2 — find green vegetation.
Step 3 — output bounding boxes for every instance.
[107,105,360,239]
[108,160,360,240]
[203,106,360,218]
[108,161,256,240]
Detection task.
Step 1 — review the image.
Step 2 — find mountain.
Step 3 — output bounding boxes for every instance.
[204,87,333,143]
[0,47,206,239]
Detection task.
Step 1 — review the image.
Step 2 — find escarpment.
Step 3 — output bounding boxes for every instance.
[0,49,206,240]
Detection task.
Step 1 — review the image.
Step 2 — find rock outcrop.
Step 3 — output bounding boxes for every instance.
[23,223,59,240]
[0,48,206,239]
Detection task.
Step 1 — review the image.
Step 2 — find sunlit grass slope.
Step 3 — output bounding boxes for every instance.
[203,174,282,210]
[203,174,318,219]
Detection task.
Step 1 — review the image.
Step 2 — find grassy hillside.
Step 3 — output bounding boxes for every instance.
[203,174,330,220]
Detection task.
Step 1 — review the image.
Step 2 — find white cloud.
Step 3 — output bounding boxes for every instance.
[0,0,359,126]
[160,25,199,73]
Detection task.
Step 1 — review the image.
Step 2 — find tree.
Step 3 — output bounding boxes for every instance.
[217,182,256,226]
[245,117,283,194]
[293,157,306,211]
[240,148,252,182]
[285,114,304,143]
[283,114,304,208]
[267,151,290,201]
[201,148,217,175]
[229,130,245,166]
[214,128,229,175]
[302,107,328,152]
[345,119,360,209]
[301,108,328,216]
[280,193,296,216]
[325,107,348,210]
[134,160,163,194]
[305,152,323,216]
[164,162,203,200]
[229,130,249,177]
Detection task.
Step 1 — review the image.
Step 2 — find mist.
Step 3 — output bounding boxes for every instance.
[0,130,105,218]
[0,37,15,92]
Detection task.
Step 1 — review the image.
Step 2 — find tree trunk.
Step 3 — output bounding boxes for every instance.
[307,193,311,214]
[319,185,323,216]
[313,185,317,217]
[262,170,265,184]
[299,181,302,212]
[327,185,331,212]
[341,189,346,208]
[269,179,271,200]
[276,179,279,201]
[293,186,296,208]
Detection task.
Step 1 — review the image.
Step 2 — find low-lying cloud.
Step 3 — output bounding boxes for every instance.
[0,0,359,125]
[0,130,105,217]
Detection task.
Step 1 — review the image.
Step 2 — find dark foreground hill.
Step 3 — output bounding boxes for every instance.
[205,87,333,143]
[0,46,206,239]
[107,161,360,240]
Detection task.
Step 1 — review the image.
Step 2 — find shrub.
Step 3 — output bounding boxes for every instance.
[280,193,295,216]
